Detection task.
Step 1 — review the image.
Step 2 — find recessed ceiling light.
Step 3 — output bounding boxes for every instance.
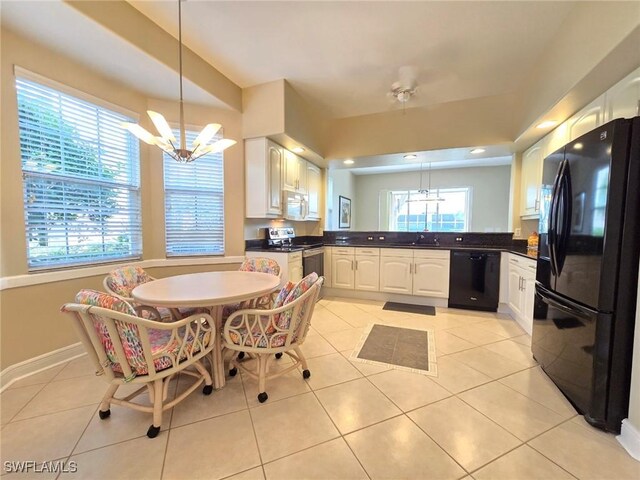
[343,159,354,165]
[573,143,583,150]
[292,146,305,153]
[536,120,558,129]
[470,148,485,154]
[403,154,417,160]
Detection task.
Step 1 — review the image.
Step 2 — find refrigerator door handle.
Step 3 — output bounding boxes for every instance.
[548,159,567,277]
[555,163,573,274]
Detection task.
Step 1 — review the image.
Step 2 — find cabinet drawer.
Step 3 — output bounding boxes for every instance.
[413,249,450,260]
[380,248,413,258]
[332,247,355,255]
[288,252,303,262]
[355,247,379,256]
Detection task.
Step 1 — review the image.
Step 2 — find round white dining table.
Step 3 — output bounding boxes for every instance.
[132,271,281,389]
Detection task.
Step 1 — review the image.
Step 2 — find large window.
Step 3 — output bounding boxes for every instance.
[388,188,470,232]
[16,75,141,270]
[163,129,225,256]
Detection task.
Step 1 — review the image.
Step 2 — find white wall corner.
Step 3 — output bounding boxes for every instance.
[0,343,86,392]
[617,418,640,461]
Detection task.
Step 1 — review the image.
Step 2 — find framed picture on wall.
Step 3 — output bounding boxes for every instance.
[339,195,351,229]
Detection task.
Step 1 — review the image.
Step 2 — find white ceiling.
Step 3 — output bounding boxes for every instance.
[0,1,228,108]
[129,1,576,118]
[2,1,577,119]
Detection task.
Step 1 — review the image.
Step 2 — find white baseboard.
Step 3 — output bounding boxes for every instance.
[322,288,449,308]
[0,343,86,392]
[617,418,640,461]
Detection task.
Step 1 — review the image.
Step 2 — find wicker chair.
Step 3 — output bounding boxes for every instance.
[61,289,215,438]
[223,273,323,403]
[104,265,185,321]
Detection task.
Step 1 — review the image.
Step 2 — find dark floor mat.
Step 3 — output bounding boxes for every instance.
[353,324,436,374]
[383,302,436,316]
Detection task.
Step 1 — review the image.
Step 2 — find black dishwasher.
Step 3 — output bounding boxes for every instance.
[448,251,500,311]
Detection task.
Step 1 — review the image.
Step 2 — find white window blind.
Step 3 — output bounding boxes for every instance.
[16,77,142,270]
[164,130,225,256]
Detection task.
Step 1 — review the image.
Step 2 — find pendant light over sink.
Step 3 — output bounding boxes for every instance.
[122,0,236,163]
[411,162,445,202]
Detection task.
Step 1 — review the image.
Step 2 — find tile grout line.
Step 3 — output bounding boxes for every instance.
[305,382,373,480]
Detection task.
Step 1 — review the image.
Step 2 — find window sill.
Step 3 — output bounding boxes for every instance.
[0,256,245,291]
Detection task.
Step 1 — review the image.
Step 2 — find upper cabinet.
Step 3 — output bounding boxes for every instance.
[520,142,544,218]
[567,94,606,142]
[519,67,639,219]
[604,68,640,122]
[283,150,307,194]
[246,137,323,220]
[306,163,321,220]
[245,138,283,218]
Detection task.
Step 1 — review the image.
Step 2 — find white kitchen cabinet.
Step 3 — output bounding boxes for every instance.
[379,249,413,294]
[332,253,355,289]
[289,256,303,284]
[604,67,640,122]
[412,250,450,298]
[323,247,332,288]
[507,266,523,319]
[567,94,606,142]
[354,249,380,291]
[506,254,536,335]
[283,150,307,193]
[306,163,321,220]
[520,142,544,218]
[245,138,283,218]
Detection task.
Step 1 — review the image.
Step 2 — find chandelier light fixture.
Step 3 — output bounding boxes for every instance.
[123,0,236,162]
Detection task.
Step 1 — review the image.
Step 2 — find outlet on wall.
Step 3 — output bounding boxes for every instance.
[514,228,522,237]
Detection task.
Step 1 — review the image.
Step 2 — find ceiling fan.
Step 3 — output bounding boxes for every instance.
[388,66,418,105]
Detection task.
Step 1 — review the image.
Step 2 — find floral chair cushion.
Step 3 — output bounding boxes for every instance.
[239,257,281,276]
[227,281,295,348]
[104,266,154,298]
[277,272,319,332]
[74,289,209,378]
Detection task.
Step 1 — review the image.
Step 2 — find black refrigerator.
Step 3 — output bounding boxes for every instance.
[532,116,640,433]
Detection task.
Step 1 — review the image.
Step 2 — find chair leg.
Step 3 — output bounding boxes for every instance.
[257,355,268,403]
[192,360,214,395]
[147,379,163,438]
[98,384,119,419]
[294,346,311,379]
[229,351,239,377]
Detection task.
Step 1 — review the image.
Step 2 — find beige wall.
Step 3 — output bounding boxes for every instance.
[353,166,511,232]
[0,28,245,369]
[242,80,286,140]
[327,170,356,231]
[325,93,516,161]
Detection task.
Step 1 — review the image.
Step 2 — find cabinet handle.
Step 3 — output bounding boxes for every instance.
[409,263,412,274]
[355,260,358,270]
[351,260,354,270]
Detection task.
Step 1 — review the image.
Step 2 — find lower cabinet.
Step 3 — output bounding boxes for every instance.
[379,251,413,294]
[289,259,303,284]
[506,254,536,335]
[413,253,450,298]
[330,248,380,291]
[355,255,380,291]
[332,254,355,289]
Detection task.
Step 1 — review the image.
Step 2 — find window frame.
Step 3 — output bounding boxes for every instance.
[162,125,226,257]
[15,67,142,271]
[388,187,471,232]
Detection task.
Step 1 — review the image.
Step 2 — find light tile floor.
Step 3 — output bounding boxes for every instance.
[1,297,639,479]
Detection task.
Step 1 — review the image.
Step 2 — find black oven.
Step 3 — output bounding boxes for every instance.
[302,247,324,278]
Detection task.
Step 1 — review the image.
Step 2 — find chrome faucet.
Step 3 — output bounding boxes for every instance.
[433,236,440,247]
[415,233,425,244]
